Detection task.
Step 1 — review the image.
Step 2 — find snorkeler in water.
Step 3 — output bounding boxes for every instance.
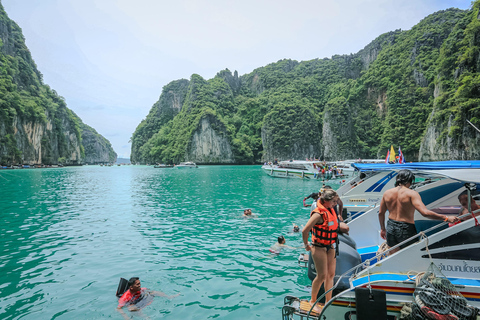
[117,277,179,319]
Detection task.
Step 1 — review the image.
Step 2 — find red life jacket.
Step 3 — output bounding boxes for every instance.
[310,200,339,246]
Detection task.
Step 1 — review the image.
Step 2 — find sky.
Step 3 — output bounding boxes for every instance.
[2,0,473,159]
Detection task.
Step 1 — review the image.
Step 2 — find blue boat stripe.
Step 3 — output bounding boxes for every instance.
[365,172,397,193]
[373,172,397,192]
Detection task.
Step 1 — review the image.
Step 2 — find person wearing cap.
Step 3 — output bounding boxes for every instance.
[379,169,459,254]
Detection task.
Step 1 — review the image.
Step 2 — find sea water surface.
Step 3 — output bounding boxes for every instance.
[0,165,343,320]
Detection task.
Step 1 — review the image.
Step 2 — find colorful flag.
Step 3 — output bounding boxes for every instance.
[389,145,396,163]
[398,146,405,164]
[385,148,390,163]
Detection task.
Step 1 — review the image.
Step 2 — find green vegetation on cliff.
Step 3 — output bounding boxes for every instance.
[0,3,116,165]
[131,3,479,164]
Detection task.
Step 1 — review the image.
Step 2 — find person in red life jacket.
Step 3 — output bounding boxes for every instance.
[117,277,179,314]
[302,189,339,313]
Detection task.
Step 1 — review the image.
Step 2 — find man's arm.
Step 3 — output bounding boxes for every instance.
[378,196,387,239]
[411,191,458,223]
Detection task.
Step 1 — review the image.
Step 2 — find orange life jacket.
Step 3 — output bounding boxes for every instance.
[310,200,339,246]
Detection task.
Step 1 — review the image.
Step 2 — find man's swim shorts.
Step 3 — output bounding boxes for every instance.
[386,219,417,249]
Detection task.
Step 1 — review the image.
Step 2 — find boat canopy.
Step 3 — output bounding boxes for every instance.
[352,160,480,183]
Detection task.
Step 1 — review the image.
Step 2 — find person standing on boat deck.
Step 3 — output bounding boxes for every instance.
[378,169,459,254]
[323,185,345,222]
[457,190,480,220]
[302,189,339,313]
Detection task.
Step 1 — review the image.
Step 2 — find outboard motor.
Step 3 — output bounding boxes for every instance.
[338,233,356,249]
[307,242,362,303]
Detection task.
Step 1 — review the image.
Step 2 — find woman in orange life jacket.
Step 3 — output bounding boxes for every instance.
[302,189,339,313]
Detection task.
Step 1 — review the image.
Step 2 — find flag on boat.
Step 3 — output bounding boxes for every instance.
[389,145,396,163]
[398,146,405,164]
[385,148,390,163]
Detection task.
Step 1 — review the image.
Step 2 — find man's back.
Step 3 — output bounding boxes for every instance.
[381,186,417,224]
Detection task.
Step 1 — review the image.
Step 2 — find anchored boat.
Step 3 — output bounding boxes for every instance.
[262,160,347,180]
[175,162,198,168]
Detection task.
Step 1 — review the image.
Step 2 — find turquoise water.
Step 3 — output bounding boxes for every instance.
[0,165,342,320]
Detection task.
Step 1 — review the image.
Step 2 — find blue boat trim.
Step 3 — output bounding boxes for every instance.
[365,171,397,193]
[357,246,379,255]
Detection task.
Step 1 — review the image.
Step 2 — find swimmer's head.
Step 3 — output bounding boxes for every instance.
[278,236,285,244]
[128,277,141,292]
[395,169,415,187]
[293,225,300,232]
[244,209,252,216]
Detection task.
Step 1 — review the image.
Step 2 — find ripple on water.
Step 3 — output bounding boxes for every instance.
[0,166,322,319]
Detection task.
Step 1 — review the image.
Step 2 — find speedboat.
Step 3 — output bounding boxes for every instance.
[330,159,385,175]
[336,160,480,219]
[283,161,480,319]
[154,164,174,168]
[262,160,348,180]
[175,162,198,168]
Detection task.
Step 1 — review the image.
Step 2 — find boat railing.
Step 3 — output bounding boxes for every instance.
[306,211,479,319]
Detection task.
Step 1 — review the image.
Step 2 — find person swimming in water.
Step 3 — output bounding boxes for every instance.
[269,236,297,254]
[243,208,258,218]
[117,277,179,318]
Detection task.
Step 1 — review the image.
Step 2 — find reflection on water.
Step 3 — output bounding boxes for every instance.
[0,166,341,319]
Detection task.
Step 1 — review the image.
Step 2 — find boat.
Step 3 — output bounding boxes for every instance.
[329,159,385,175]
[283,161,480,319]
[175,162,198,168]
[262,160,348,180]
[153,164,174,168]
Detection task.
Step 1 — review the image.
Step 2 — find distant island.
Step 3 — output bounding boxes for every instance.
[0,3,116,166]
[131,3,480,165]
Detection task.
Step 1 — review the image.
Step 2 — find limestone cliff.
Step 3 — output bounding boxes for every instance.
[419,3,480,161]
[81,123,117,164]
[130,79,189,164]
[132,6,477,164]
[185,114,234,163]
[0,3,116,165]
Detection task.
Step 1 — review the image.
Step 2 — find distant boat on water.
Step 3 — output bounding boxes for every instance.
[262,160,347,180]
[154,164,174,168]
[175,162,198,168]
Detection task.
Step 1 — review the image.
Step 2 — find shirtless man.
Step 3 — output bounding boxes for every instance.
[378,169,458,254]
